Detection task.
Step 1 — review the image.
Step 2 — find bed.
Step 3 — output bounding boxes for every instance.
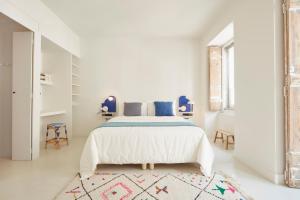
[80,116,214,179]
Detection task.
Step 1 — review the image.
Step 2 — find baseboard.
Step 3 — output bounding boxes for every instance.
[274,173,285,185]
[234,156,284,185]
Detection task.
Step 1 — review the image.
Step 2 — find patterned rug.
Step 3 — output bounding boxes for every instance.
[55,170,251,200]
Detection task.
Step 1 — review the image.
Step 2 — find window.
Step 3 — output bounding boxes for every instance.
[222,42,234,110]
[208,41,234,111]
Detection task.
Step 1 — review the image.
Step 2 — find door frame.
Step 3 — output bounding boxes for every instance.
[283,0,300,188]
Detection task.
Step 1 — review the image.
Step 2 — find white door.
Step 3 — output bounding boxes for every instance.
[12,32,33,160]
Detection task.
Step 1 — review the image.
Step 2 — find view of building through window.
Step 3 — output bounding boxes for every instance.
[223,42,234,110]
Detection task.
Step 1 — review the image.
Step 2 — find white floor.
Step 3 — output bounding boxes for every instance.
[0,137,299,200]
[213,143,300,200]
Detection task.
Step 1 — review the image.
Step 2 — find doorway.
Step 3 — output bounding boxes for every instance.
[0,13,34,160]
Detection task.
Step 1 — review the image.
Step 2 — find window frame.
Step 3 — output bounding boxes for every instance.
[222,40,235,110]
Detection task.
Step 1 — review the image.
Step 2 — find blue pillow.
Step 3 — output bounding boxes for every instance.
[154,101,175,116]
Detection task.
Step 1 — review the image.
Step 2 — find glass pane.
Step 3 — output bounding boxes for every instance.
[222,55,228,109]
[289,87,300,153]
[289,1,300,154]
[289,6,300,77]
[290,0,300,8]
[291,166,300,186]
[228,46,235,108]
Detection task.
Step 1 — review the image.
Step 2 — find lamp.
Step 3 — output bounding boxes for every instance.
[101,106,108,112]
[101,96,117,113]
[179,105,187,112]
[179,96,194,113]
[187,101,194,113]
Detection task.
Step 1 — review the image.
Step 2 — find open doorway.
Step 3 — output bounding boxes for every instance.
[0,13,34,160]
[207,22,235,150]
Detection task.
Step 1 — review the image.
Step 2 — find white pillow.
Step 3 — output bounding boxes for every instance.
[119,102,147,116]
[141,103,148,116]
[147,102,155,116]
[147,101,176,116]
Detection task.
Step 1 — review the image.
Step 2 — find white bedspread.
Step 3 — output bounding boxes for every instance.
[80,116,214,179]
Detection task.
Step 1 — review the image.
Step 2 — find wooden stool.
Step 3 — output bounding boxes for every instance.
[45,123,68,149]
[223,131,235,150]
[214,129,235,150]
[214,130,224,144]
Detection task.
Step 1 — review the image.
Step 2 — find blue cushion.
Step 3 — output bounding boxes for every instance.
[154,101,175,116]
[48,123,65,128]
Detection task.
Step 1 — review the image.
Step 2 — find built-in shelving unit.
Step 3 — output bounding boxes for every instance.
[71,56,80,136]
[40,110,66,117]
[72,55,80,107]
[72,102,79,106]
[72,73,80,78]
[40,80,53,86]
[40,37,73,142]
[72,63,80,68]
[39,37,80,143]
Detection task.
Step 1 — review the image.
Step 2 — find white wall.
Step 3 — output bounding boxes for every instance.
[73,36,202,136]
[0,0,80,57]
[0,15,27,158]
[199,0,284,183]
[217,111,235,133]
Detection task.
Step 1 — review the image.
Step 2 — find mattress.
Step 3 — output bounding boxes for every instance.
[80,116,214,179]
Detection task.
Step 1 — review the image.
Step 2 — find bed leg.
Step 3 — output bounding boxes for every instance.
[149,163,154,170]
[142,163,147,170]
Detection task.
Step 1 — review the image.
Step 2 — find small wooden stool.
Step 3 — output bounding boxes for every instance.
[214,130,224,144]
[214,129,235,150]
[45,123,69,149]
[223,131,235,150]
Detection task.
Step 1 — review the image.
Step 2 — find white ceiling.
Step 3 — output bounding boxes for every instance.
[41,0,227,38]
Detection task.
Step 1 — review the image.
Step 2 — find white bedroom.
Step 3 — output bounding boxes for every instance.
[0,0,300,200]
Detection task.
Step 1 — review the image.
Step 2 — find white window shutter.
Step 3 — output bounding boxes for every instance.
[208,46,222,111]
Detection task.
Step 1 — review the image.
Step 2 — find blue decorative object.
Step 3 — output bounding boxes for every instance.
[179,96,193,113]
[101,96,117,113]
[154,101,175,116]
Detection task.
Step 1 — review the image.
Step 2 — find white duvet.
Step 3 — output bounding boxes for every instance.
[80,116,214,179]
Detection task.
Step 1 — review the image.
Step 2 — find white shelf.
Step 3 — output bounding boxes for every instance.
[72,93,80,96]
[72,73,80,78]
[72,102,79,106]
[72,84,80,87]
[72,63,80,68]
[40,110,66,117]
[40,80,53,86]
